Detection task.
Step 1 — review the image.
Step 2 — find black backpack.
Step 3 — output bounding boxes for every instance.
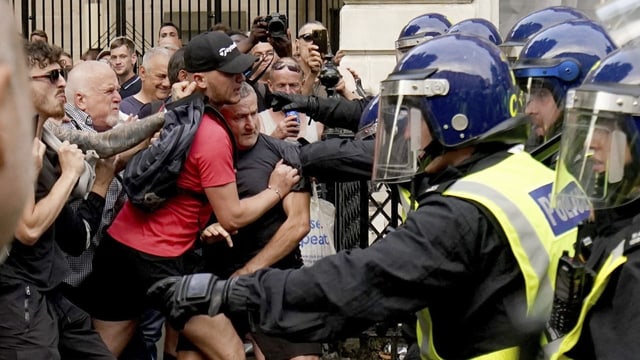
[123,94,235,212]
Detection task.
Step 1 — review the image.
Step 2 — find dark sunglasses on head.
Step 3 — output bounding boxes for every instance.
[30,68,66,84]
[297,33,313,42]
[273,61,301,73]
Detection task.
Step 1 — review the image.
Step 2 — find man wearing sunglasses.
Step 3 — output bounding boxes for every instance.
[260,57,324,143]
[0,40,115,358]
[296,22,358,102]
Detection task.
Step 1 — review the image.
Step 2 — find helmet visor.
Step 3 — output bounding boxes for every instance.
[395,35,433,62]
[372,94,426,183]
[517,77,563,143]
[499,43,523,63]
[554,107,637,209]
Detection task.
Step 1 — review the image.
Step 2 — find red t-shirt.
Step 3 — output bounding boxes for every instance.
[108,113,236,257]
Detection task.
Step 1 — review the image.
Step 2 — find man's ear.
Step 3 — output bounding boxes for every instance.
[75,92,88,111]
[178,69,188,82]
[131,52,138,66]
[266,79,274,93]
[193,73,207,90]
[139,66,147,80]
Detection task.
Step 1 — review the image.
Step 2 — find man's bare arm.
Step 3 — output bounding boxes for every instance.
[14,142,84,245]
[232,191,311,276]
[50,112,164,158]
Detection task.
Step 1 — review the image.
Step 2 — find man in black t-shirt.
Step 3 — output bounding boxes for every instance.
[0,40,115,359]
[194,82,322,360]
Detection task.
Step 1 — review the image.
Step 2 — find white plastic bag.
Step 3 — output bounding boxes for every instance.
[299,184,336,266]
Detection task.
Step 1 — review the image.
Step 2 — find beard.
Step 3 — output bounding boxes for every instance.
[34,94,65,119]
[105,112,120,129]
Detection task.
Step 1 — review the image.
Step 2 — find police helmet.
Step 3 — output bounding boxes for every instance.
[373,34,523,183]
[395,13,451,61]
[512,20,617,146]
[500,6,589,62]
[554,41,640,209]
[355,95,380,141]
[447,18,502,45]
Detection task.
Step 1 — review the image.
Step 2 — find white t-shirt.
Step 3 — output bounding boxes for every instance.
[259,109,323,143]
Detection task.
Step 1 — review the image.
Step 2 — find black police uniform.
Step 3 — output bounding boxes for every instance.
[300,138,374,182]
[226,147,539,359]
[564,200,640,359]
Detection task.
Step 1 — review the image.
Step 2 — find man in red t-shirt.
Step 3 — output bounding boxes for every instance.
[86,32,300,360]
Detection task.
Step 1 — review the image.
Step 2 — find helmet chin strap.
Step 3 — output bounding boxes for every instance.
[417,140,444,173]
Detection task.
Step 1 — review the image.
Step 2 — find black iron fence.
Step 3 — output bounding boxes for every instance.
[12,0,343,61]
[12,0,402,252]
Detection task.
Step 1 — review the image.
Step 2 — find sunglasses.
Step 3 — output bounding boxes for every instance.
[273,61,301,73]
[297,33,313,43]
[30,68,66,84]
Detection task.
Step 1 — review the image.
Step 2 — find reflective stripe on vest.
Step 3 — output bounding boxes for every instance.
[399,186,416,220]
[544,240,627,360]
[417,152,583,360]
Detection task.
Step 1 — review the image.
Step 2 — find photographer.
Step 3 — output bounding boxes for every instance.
[237,14,292,59]
[295,22,359,102]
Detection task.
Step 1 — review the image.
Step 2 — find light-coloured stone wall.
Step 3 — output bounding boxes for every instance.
[339,0,499,95]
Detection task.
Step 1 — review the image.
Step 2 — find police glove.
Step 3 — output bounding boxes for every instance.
[271,92,320,119]
[147,273,233,330]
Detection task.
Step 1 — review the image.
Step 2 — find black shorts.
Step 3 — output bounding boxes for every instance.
[176,313,323,359]
[84,234,193,321]
[0,284,114,359]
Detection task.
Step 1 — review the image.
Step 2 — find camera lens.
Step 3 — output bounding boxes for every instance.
[266,13,287,38]
[269,21,285,34]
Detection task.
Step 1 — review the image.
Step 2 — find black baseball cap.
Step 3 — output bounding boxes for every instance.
[184,31,256,74]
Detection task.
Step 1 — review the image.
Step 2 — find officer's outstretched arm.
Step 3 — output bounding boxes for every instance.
[271,92,369,132]
[50,112,165,158]
[147,273,232,331]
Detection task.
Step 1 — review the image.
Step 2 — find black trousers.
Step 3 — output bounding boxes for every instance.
[0,283,115,360]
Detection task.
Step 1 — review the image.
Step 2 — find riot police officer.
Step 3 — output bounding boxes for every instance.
[446,18,502,45]
[500,6,589,62]
[148,34,584,360]
[394,13,450,61]
[511,19,617,163]
[544,40,640,360]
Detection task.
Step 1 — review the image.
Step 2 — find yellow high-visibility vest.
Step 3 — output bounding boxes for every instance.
[416,151,586,360]
[543,240,626,360]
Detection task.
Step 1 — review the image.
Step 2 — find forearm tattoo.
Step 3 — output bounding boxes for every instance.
[51,113,165,158]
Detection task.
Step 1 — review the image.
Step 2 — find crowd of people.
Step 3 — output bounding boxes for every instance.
[1,1,640,359]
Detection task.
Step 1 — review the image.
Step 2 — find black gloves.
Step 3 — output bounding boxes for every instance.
[147,273,232,330]
[271,92,320,119]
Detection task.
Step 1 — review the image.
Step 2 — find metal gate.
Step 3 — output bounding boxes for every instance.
[12,0,343,61]
[11,0,403,253]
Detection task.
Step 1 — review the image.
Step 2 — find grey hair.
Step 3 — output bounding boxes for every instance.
[239,82,256,99]
[141,46,172,68]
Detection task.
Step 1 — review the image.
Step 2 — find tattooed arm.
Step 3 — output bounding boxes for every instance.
[50,112,165,158]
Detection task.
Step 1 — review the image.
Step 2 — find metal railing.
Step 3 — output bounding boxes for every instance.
[12,0,403,256]
[13,0,343,60]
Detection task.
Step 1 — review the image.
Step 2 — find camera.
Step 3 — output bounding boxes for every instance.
[265,12,288,38]
[319,55,342,97]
